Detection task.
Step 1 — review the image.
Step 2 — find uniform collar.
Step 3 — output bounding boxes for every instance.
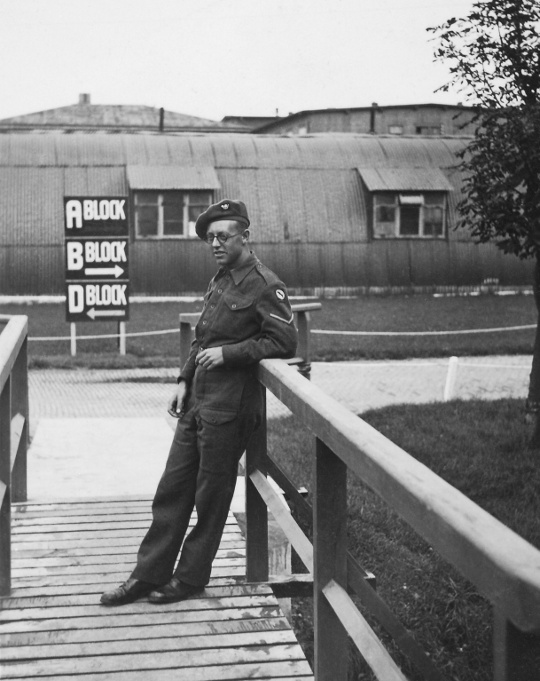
[220,251,258,286]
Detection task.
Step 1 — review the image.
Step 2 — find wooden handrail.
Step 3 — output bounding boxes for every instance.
[0,315,29,595]
[258,358,540,631]
[0,316,28,393]
[245,357,540,680]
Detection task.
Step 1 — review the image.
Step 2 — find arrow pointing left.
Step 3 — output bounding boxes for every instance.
[87,308,126,320]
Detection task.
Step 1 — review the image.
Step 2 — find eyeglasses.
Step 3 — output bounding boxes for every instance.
[205,232,244,245]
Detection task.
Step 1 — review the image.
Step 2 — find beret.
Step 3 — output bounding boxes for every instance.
[195,199,250,239]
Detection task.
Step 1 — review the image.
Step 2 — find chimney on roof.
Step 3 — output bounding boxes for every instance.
[370,102,378,134]
[79,93,91,105]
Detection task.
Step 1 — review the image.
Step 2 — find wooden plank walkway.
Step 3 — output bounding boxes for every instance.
[0,496,313,680]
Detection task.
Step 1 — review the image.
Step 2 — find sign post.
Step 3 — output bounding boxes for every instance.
[64,198,130,353]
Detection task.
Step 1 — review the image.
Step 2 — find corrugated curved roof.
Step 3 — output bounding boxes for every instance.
[0,132,466,170]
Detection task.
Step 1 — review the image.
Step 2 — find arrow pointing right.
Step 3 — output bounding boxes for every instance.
[84,265,124,278]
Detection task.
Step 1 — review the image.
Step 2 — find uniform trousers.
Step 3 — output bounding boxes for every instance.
[131,395,261,587]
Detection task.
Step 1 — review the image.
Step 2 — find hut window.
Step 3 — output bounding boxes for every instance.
[374,194,398,237]
[373,192,446,238]
[134,191,212,239]
[415,125,442,135]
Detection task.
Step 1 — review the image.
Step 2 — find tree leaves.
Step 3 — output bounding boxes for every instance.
[430,0,540,259]
[428,0,540,108]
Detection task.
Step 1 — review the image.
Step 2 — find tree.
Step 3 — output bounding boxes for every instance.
[429,0,540,444]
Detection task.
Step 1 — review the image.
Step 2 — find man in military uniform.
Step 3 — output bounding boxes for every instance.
[101,199,298,605]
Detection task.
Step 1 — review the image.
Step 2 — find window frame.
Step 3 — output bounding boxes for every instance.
[415,125,442,136]
[372,191,447,239]
[133,190,213,240]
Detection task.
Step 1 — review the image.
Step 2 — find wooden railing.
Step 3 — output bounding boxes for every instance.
[179,302,322,379]
[245,358,540,681]
[0,315,29,596]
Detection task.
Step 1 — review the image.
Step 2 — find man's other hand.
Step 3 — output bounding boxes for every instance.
[196,347,224,370]
[167,381,187,417]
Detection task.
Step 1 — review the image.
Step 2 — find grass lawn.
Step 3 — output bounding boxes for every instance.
[0,291,537,367]
[268,398,540,681]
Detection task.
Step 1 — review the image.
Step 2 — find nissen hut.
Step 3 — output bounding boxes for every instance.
[0,132,532,295]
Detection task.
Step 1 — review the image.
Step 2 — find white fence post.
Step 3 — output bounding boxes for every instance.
[118,321,126,355]
[70,323,77,357]
[443,356,459,401]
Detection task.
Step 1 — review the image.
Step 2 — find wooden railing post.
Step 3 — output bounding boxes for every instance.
[245,393,269,582]
[11,336,28,503]
[493,610,540,680]
[291,303,321,380]
[295,310,311,379]
[314,436,348,680]
[0,375,12,595]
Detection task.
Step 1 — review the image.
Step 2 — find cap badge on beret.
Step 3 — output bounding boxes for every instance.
[220,202,230,210]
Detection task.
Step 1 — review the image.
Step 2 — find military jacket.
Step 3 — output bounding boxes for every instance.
[180,252,298,415]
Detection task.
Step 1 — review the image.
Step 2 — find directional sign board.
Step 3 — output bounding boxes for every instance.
[64,197,130,322]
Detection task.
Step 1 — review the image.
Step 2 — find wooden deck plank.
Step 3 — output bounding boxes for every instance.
[2,628,299,661]
[12,512,237,526]
[11,534,242,551]
[5,662,313,681]
[13,501,153,515]
[1,615,290,647]
[1,643,307,677]
[1,583,274,610]
[1,585,274,611]
[5,566,245,587]
[12,542,246,565]
[3,575,247,599]
[13,512,154,525]
[11,527,243,541]
[1,593,281,622]
[11,548,245,571]
[13,522,243,535]
[0,605,283,635]
[1,496,313,681]
[10,561,247,579]
[13,494,154,507]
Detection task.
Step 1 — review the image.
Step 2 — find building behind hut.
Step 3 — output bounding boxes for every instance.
[0,128,532,296]
[253,103,479,136]
[0,93,248,134]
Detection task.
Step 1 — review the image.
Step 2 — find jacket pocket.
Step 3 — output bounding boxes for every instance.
[223,291,253,311]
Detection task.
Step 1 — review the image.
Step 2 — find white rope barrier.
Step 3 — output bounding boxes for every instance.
[456,362,530,369]
[29,328,178,342]
[27,323,536,342]
[312,324,536,336]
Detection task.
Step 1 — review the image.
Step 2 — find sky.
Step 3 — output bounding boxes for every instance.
[1,0,476,123]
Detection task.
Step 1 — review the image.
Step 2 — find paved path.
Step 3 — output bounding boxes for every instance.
[27,356,531,501]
